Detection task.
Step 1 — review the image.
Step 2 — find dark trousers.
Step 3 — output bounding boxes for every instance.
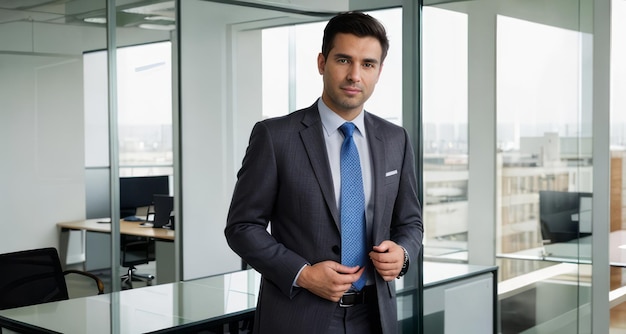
[327,296,382,334]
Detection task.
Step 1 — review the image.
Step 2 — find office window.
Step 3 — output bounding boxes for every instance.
[261,26,290,119]
[496,14,589,269]
[117,42,173,177]
[496,11,593,332]
[84,41,173,178]
[611,0,626,328]
[422,6,469,260]
[613,0,626,153]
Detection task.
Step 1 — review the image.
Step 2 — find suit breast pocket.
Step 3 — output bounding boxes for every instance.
[384,168,399,185]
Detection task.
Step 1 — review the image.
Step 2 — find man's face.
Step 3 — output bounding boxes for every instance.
[318,33,383,120]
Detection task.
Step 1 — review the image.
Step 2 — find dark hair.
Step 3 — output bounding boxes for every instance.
[321,12,390,63]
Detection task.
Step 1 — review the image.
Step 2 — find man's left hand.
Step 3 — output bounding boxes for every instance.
[369,240,404,281]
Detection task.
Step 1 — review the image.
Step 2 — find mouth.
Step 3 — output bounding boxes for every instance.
[342,86,362,95]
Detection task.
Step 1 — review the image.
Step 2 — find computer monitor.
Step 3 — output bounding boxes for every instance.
[151,195,174,228]
[539,190,592,244]
[120,175,170,219]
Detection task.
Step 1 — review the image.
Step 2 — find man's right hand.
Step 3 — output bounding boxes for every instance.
[296,261,364,302]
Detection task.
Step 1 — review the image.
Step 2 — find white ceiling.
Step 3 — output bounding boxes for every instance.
[0,0,175,28]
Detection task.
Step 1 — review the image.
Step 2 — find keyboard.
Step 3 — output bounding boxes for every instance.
[123,216,144,222]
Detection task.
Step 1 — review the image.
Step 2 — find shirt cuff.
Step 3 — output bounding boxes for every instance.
[292,263,309,288]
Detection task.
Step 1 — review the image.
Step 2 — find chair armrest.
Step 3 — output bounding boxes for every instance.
[64,269,105,295]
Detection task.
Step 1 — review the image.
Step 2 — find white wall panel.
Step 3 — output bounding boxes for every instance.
[0,55,84,254]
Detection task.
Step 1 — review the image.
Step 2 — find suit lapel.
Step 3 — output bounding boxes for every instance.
[365,113,387,243]
[299,106,340,229]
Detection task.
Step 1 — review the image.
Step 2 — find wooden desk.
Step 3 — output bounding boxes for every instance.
[57,218,175,241]
[57,219,176,283]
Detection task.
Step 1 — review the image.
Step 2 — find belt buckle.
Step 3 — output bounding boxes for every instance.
[339,291,357,308]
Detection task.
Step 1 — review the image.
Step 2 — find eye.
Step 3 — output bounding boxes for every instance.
[337,58,349,64]
[364,63,375,69]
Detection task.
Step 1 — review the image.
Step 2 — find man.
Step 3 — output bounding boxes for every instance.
[225,11,422,334]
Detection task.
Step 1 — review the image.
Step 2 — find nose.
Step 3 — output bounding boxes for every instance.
[347,64,361,83]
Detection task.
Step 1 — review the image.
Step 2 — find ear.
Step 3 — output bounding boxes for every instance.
[317,53,325,75]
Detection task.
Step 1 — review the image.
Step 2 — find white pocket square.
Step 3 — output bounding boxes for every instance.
[385,170,398,177]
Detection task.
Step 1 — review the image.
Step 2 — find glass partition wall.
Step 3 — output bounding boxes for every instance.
[421,6,469,261]
[113,0,175,293]
[422,0,603,332]
[81,0,175,293]
[495,5,593,332]
[610,0,626,330]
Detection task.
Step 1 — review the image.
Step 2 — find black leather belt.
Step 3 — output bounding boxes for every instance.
[339,285,376,307]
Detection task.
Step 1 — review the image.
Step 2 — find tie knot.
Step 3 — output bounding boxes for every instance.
[340,122,356,138]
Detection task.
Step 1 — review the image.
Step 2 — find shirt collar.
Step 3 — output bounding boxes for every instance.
[317,98,366,138]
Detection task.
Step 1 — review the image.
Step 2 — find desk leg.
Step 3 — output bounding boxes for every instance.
[58,228,88,270]
[58,228,71,270]
[156,240,175,284]
[85,231,112,271]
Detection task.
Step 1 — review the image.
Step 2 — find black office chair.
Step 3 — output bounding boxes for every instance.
[0,247,104,310]
[120,237,155,289]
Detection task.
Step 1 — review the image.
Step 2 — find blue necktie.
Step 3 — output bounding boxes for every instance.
[339,122,367,291]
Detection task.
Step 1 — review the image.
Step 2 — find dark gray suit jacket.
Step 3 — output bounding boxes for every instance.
[225,102,423,334]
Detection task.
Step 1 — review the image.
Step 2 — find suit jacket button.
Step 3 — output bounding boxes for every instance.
[332,245,340,255]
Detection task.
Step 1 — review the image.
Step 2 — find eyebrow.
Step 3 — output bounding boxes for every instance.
[333,53,380,64]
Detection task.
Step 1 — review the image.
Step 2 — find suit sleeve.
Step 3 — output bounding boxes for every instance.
[225,121,308,297]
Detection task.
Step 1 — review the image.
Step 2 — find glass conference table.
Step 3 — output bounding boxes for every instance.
[0,270,260,334]
[0,263,496,334]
